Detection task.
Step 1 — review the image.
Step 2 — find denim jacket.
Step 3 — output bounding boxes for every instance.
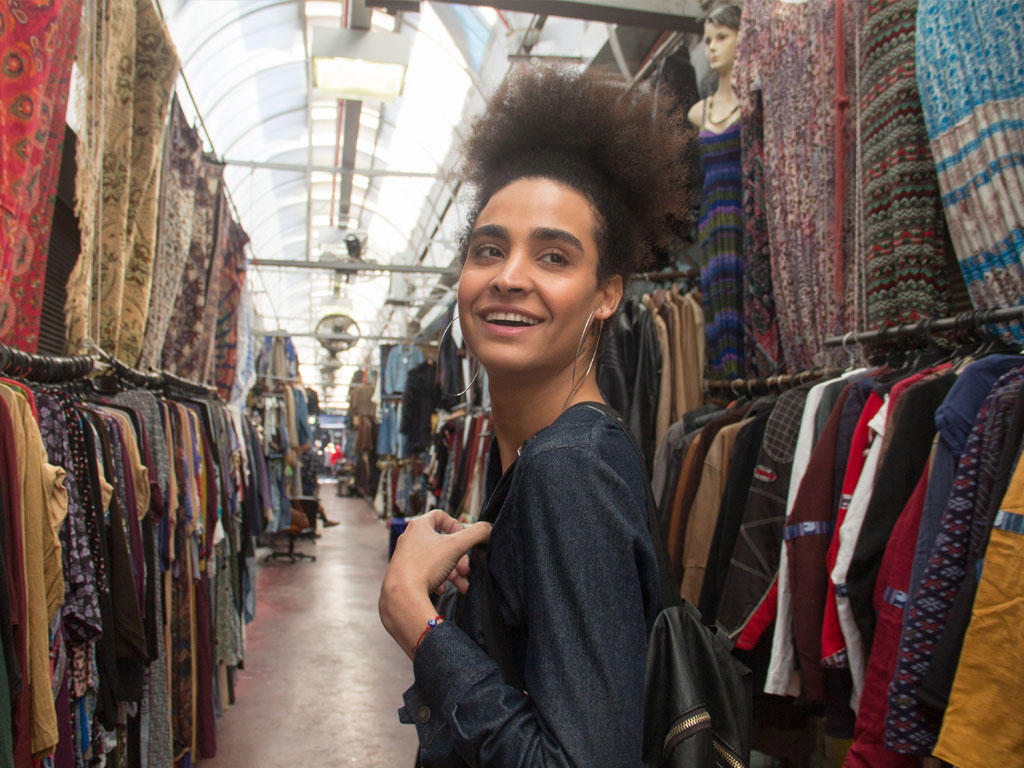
[399,403,661,766]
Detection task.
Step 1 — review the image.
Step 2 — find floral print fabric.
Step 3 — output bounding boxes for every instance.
[0,0,81,351]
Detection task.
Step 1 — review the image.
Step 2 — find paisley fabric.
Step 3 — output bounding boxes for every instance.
[735,0,861,370]
[160,158,225,382]
[65,0,178,360]
[740,90,784,377]
[116,0,178,365]
[212,219,249,398]
[0,0,81,351]
[65,0,137,354]
[138,97,202,371]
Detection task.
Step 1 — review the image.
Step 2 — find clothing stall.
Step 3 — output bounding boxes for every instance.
[1,0,1023,765]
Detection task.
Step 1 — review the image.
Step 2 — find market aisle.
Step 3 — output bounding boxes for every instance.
[201,484,420,767]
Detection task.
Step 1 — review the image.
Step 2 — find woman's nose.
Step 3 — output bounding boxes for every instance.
[490,250,530,293]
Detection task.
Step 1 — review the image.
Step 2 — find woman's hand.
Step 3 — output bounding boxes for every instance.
[379,509,492,659]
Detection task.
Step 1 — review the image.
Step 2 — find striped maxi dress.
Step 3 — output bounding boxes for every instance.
[915,0,1024,341]
[698,118,746,381]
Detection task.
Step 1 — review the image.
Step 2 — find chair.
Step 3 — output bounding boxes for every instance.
[265,496,319,563]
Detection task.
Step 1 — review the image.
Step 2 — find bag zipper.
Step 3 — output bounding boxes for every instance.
[663,709,746,768]
[663,709,711,757]
[712,737,744,768]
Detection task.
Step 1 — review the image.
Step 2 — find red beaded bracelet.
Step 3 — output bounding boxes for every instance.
[415,615,445,656]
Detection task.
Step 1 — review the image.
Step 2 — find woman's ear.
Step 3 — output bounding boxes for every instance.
[596,274,624,320]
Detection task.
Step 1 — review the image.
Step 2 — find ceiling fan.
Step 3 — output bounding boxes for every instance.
[314,313,361,354]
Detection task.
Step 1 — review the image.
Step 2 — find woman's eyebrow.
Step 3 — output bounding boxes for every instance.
[529,227,584,252]
[469,223,509,240]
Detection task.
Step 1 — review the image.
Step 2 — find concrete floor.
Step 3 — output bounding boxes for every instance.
[200,483,420,767]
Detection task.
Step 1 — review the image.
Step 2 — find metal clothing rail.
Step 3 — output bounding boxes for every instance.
[0,343,96,383]
[823,306,1024,348]
[636,268,700,283]
[705,367,845,397]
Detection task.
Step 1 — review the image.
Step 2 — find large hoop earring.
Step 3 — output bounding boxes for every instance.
[439,314,481,399]
[569,309,603,393]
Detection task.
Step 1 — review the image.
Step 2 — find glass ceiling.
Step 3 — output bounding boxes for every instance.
[157,0,621,408]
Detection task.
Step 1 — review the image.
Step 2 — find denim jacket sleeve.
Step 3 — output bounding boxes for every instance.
[400,420,660,766]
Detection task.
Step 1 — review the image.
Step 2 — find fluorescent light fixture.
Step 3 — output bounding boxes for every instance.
[312,27,411,102]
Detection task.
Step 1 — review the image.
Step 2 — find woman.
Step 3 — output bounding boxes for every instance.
[379,66,691,766]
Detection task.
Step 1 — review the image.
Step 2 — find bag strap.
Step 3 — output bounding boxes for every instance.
[473,464,526,691]
[581,403,682,611]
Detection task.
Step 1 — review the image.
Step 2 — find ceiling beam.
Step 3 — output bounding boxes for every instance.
[224,158,441,177]
[249,258,459,275]
[427,0,702,32]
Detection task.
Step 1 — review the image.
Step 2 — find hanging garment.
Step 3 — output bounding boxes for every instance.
[0,383,67,758]
[846,369,955,649]
[740,92,783,377]
[765,371,857,699]
[679,416,753,603]
[734,0,859,370]
[596,297,661,468]
[716,385,811,644]
[643,294,673,448]
[843,462,930,768]
[210,218,249,394]
[159,158,225,381]
[138,97,202,371]
[915,0,1024,340]
[786,382,853,703]
[64,0,179,358]
[697,118,745,380]
[932,451,1024,767]
[115,1,178,364]
[0,0,81,352]
[860,0,952,330]
[887,363,1024,753]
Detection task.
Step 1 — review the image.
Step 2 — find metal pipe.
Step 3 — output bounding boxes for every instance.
[224,157,442,178]
[823,305,1024,347]
[248,258,459,275]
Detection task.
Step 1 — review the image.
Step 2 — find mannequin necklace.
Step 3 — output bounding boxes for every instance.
[706,94,739,126]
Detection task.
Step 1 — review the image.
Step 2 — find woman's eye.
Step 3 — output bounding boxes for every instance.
[540,251,568,266]
[473,245,503,260]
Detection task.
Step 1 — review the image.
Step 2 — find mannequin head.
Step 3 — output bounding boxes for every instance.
[701,5,742,75]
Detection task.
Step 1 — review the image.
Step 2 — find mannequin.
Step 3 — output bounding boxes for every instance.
[687,4,745,380]
[687,6,741,133]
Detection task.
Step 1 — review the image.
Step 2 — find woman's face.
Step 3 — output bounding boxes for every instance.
[703,21,738,74]
[457,177,622,382]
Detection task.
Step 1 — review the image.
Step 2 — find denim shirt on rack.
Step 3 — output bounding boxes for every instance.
[399,403,661,766]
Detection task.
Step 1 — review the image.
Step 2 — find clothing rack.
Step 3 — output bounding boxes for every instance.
[0,343,96,383]
[705,367,846,397]
[636,268,700,283]
[823,306,1024,348]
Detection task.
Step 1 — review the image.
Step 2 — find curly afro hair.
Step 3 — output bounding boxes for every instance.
[456,65,693,285]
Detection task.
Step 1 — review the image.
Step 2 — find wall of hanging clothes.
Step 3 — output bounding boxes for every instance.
[654,308,1024,767]
[0,0,258,412]
[597,279,706,471]
[680,0,1023,381]
[250,384,317,534]
[0,344,273,768]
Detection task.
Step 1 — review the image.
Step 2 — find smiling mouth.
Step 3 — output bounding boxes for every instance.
[484,311,539,328]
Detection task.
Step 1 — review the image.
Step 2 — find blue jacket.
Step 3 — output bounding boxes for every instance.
[400,403,661,766]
